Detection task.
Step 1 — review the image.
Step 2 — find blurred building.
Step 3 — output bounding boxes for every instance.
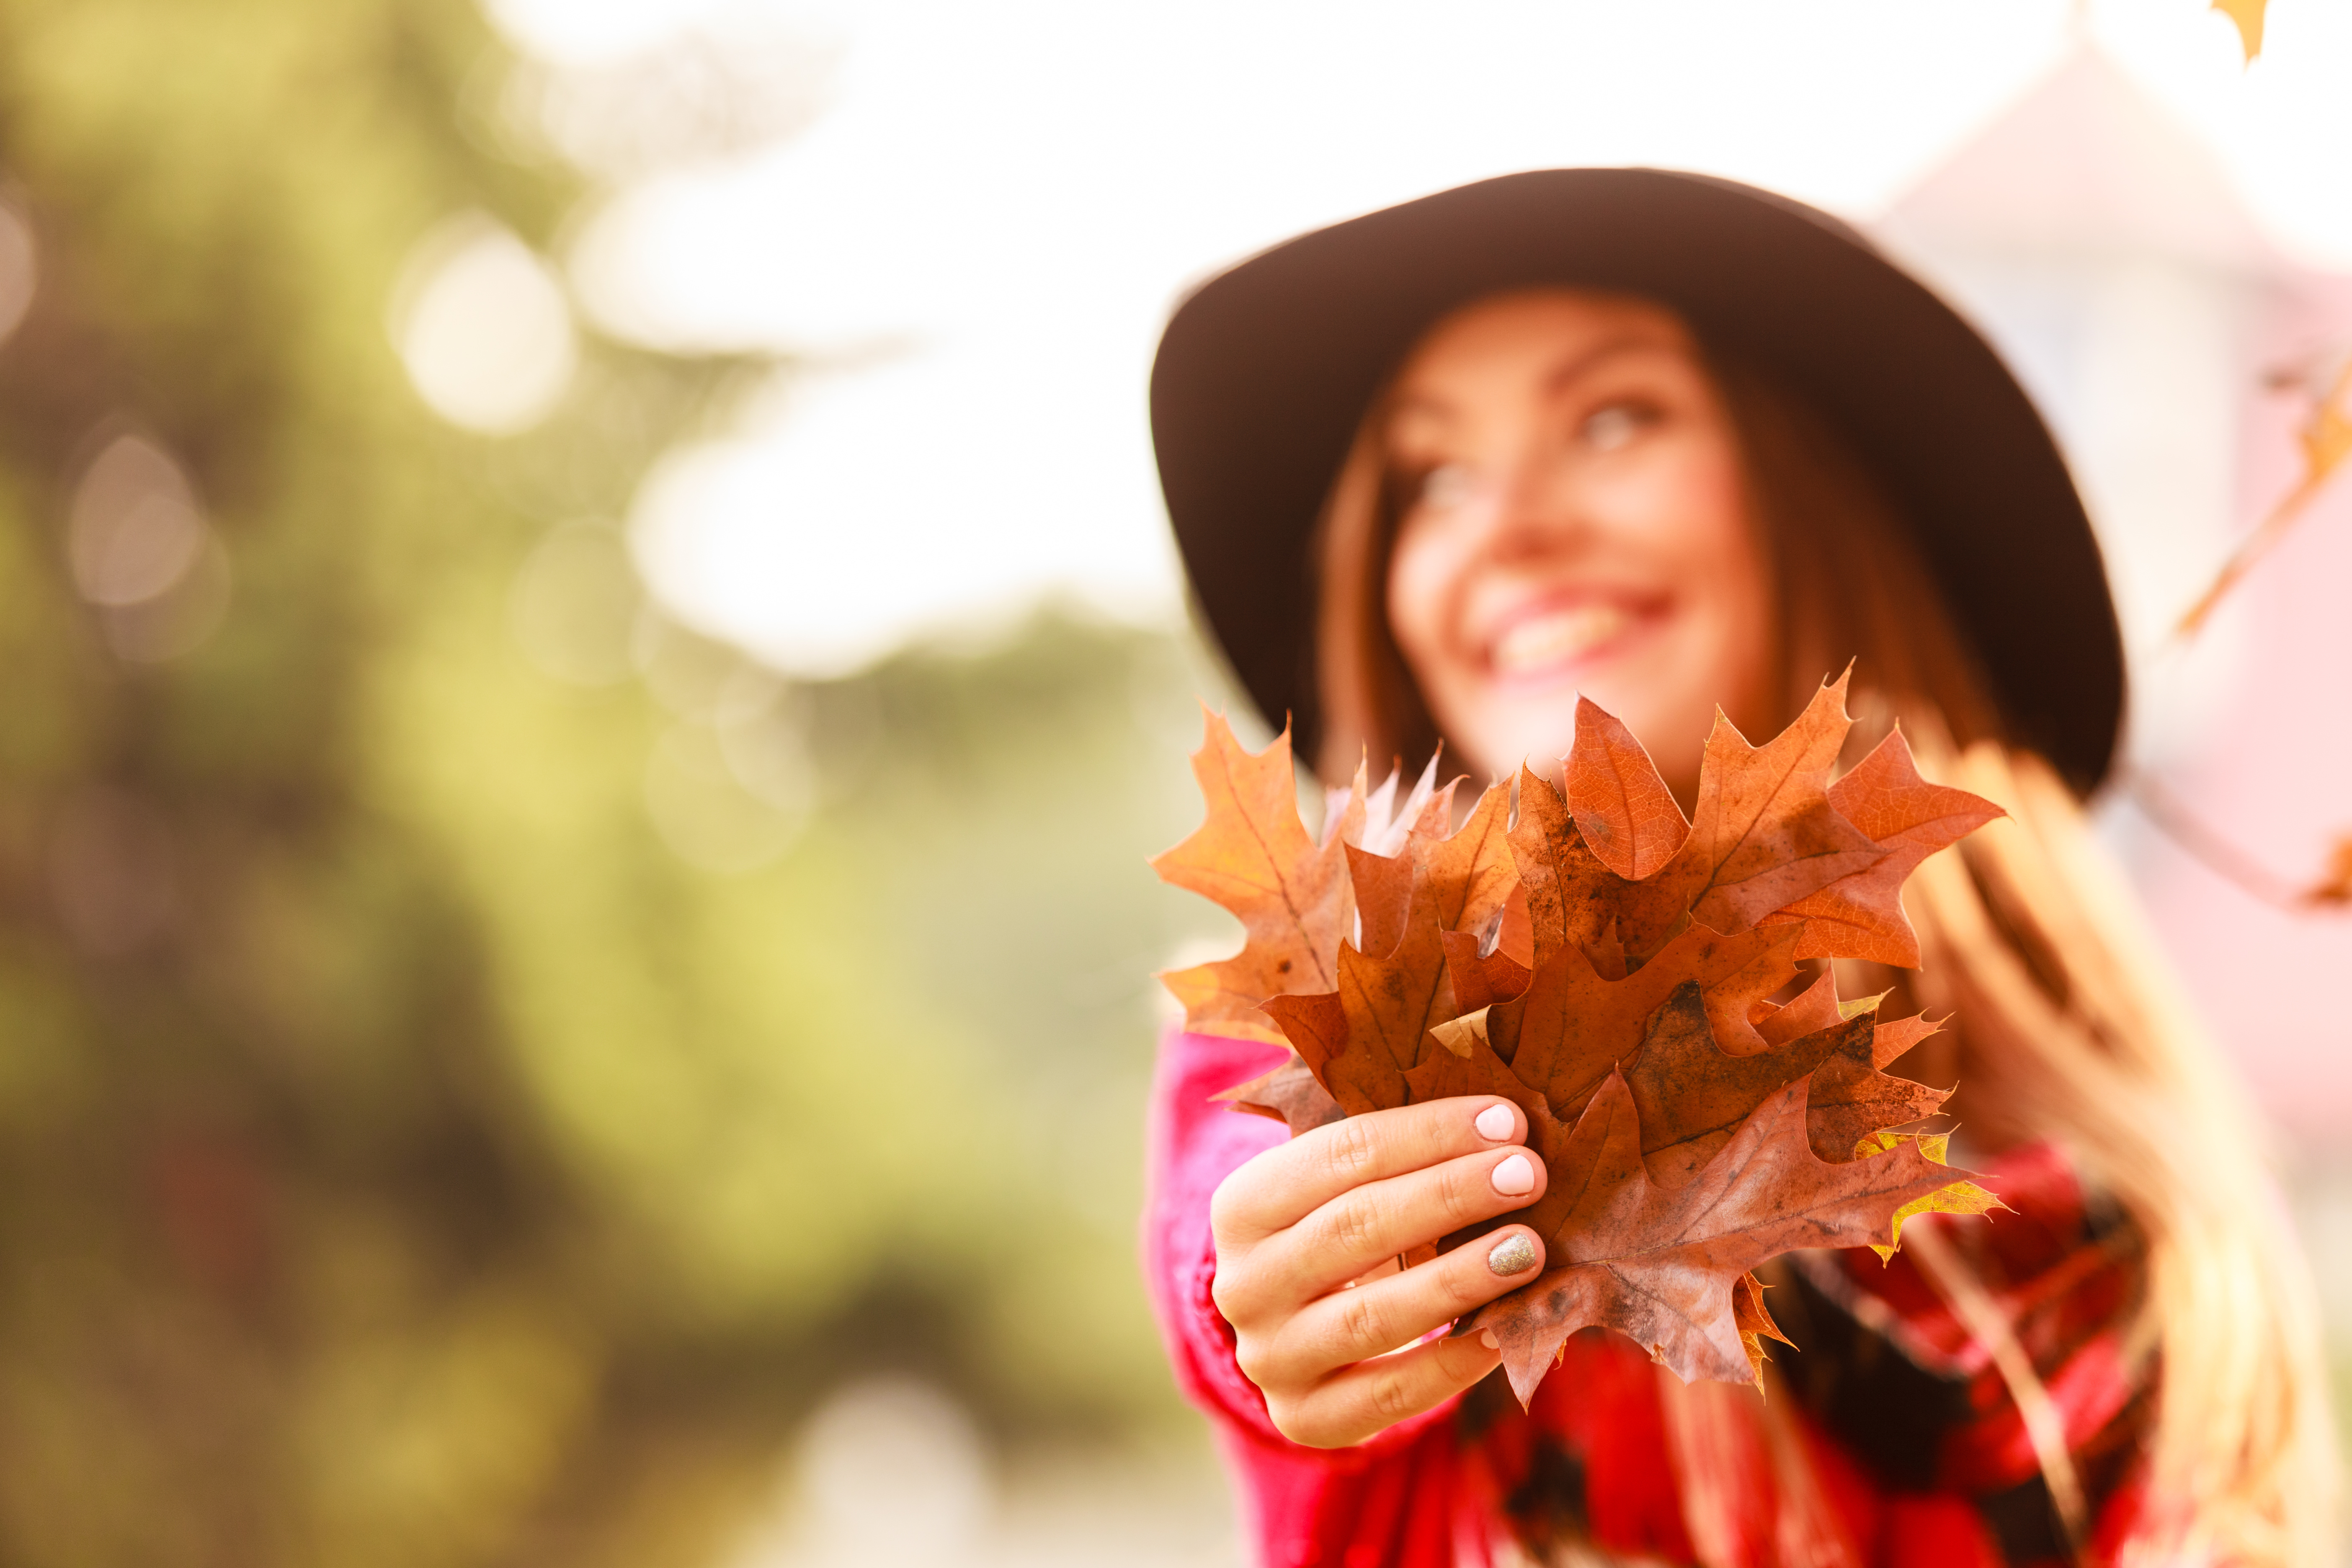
[1874,48,2352,1139]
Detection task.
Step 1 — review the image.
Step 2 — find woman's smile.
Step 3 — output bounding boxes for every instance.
[1481,593,1658,683]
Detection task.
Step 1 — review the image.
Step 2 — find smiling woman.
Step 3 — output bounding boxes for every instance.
[1141,168,2334,1568]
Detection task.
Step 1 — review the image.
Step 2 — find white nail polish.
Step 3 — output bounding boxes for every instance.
[1473,1104,1514,1141]
[1491,1153,1535,1197]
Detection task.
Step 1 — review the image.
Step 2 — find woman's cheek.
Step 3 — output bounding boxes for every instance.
[1385,529,1462,679]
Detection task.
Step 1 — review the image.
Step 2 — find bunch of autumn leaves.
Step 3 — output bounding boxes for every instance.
[1154,673,2004,1406]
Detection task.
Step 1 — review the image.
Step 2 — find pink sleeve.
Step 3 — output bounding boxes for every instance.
[1140,1028,1480,1568]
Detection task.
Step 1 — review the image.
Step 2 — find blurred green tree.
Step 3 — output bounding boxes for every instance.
[0,2,1224,1563]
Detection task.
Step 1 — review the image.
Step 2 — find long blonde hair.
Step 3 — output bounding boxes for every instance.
[1313,341,2337,1565]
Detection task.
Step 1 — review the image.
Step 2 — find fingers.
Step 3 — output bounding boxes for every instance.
[1248,1224,1546,1396]
[1232,1142,1548,1311]
[1212,1096,1527,1243]
[1266,1328,1507,1449]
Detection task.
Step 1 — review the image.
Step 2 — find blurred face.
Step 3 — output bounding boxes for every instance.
[1382,289,1773,796]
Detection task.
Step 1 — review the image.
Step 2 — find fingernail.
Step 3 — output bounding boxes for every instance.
[1491,1153,1535,1196]
[1473,1104,1515,1141]
[1486,1233,1538,1276]
[1480,1329,1500,1350]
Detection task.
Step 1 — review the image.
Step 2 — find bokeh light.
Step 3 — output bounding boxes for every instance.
[394,214,578,435]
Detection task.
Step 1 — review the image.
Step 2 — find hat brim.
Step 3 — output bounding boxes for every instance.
[1149,167,2123,793]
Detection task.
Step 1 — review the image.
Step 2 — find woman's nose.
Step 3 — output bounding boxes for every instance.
[1479,447,1582,563]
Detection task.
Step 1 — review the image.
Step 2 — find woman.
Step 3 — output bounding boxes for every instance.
[1140,171,2334,1567]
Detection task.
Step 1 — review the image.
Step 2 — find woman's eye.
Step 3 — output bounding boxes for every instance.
[1580,402,1651,453]
[1416,463,1476,511]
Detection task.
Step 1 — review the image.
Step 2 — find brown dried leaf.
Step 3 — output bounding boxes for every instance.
[1625,983,1845,1186]
[1215,1054,1345,1136]
[1568,695,1689,880]
[1731,1269,1793,1385]
[1753,968,1842,1049]
[1801,1011,1950,1163]
[1336,867,1457,1077]
[1507,766,1630,970]
[1349,779,1516,958]
[1763,729,2003,967]
[1439,931,1532,1011]
[1491,922,1803,1127]
[1466,1071,1968,1403]
[1621,672,1886,951]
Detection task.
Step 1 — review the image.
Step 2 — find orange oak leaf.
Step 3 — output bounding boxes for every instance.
[1421,781,1519,937]
[1440,931,1532,1011]
[1753,968,1842,1048]
[1261,990,1398,1116]
[1621,672,1886,952]
[1263,865,1461,1117]
[1624,983,1846,1186]
[1347,842,1419,959]
[1336,867,1457,1074]
[1732,1269,1794,1383]
[1871,1011,1941,1070]
[1216,1055,1344,1135]
[1153,711,1359,1044]
[1496,882,1535,968]
[1763,729,2003,968]
[1465,1070,1970,1403]
[1865,1132,2005,1259]
[1805,1010,1950,1163]
[1507,766,1632,970]
[1490,922,1803,1127]
[1350,779,1515,958]
[1406,1016,1584,1246]
[1568,695,1689,880]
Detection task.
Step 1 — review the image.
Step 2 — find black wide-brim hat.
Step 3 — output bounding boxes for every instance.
[1149,168,2125,793]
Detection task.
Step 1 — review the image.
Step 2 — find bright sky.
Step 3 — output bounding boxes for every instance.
[484,0,2352,677]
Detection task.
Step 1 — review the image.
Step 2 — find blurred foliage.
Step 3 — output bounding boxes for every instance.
[0,1,1225,1563]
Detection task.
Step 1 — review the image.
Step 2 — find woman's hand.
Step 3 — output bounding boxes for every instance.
[1208,1096,1549,1448]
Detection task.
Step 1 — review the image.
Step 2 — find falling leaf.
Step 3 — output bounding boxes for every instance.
[1763,728,2005,967]
[2213,0,2266,60]
[2303,833,2352,909]
[2179,355,2351,635]
[1153,711,1359,1045]
[1465,1071,1963,1403]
